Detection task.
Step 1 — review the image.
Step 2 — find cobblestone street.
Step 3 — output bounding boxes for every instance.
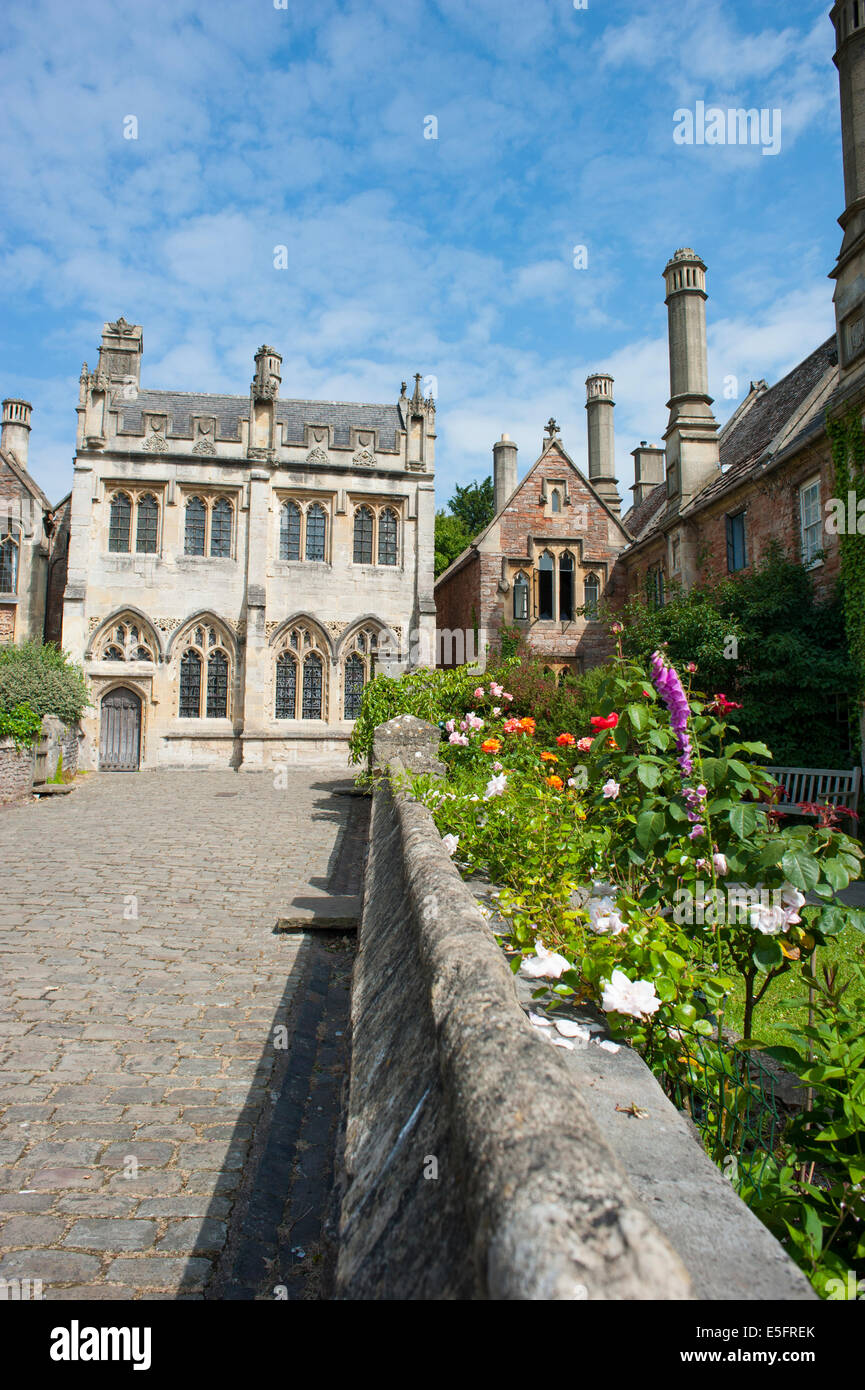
[0,770,365,1300]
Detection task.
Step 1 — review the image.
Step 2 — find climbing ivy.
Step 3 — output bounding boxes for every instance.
[829,409,865,701]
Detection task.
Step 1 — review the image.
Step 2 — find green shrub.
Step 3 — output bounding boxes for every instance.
[0,641,91,724]
[0,701,42,748]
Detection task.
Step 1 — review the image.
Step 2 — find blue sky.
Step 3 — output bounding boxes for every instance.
[0,0,844,506]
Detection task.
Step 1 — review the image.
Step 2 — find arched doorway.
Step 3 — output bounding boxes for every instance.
[99,687,142,771]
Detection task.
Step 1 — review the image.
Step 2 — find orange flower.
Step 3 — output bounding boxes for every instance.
[519,716,536,735]
[481,738,501,753]
[607,737,619,749]
[546,775,564,790]
[556,732,576,746]
[540,751,558,762]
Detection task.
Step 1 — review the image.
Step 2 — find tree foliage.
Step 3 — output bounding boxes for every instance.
[434,476,496,579]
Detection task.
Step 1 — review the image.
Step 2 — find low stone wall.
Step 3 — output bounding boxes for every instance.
[34,716,82,784]
[335,715,815,1301]
[0,736,34,805]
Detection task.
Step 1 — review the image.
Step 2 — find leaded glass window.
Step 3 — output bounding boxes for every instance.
[185,497,206,556]
[275,653,297,718]
[344,653,365,719]
[538,551,555,621]
[302,652,323,718]
[559,552,574,622]
[584,573,600,619]
[104,645,125,661]
[513,571,529,621]
[0,535,18,592]
[136,494,159,553]
[280,501,301,560]
[134,646,153,661]
[109,493,132,553]
[207,649,229,718]
[378,508,398,566]
[353,506,373,564]
[211,498,232,558]
[179,649,202,717]
[306,504,326,561]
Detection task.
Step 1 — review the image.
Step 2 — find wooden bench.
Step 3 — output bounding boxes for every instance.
[766,765,861,817]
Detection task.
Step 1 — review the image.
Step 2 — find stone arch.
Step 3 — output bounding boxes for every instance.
[335,613,392,659]
[166,611,237,662]
[268,612,335,660]
[86,607,164,662]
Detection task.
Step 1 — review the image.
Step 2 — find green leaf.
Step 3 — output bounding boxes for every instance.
[636,810,665,850]
[626,702,649,733]
[729,804,758,838]
[822,857,852,892]
[637,762,661,789]
[753,936,784,973]
[780,847,821,891]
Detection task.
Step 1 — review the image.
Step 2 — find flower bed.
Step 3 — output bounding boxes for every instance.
[396,639,865,1299]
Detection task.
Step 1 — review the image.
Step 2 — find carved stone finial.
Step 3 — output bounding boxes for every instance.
[545,417,560,438]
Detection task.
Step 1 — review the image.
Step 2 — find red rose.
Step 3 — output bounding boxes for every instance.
[590,713,619,731]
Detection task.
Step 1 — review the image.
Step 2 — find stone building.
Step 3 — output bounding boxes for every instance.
[62,322,436,770]
[0,398,58,645]
[435,390,630,676]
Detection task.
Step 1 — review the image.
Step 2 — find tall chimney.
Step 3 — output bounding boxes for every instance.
[585,373,621,516]
[630,442,666,507]
[1,399,32,468]
[493,433,518,512]
[831,2,865,374]
[662,248,720,510]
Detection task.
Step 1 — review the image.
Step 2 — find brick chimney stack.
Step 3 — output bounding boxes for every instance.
[662,248,720,511]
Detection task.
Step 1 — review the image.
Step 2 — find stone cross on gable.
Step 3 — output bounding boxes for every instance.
[545,417,560,439]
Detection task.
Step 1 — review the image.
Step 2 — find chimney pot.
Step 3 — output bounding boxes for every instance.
[1,398,32,469]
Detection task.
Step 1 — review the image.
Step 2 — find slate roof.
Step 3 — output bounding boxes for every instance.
[621,336,839,546]
[115,390,404,452]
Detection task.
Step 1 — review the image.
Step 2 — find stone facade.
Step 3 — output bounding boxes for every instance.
[62,326,437,770]
[0,399,60,647]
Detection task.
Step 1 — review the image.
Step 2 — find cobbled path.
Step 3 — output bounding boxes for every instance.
[0,770,365,1301]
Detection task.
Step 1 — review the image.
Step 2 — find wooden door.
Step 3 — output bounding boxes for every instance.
[99,688,141,771]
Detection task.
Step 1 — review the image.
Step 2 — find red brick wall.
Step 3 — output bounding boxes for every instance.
[435,552,480,666]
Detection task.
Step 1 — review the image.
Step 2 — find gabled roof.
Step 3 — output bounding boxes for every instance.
[0,446,52,512]
[435,438,629,587]
[114,390,405,453]
[620,335,839,547]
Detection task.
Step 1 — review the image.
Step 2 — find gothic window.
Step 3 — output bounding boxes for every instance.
[560,552,574,621]
[344,653,365,719]
[306,504,327,561]
[353,506,373,564]
[104,645,125,661]
[136,494,159,554]
[378,508,398,566]
[95,617,157,663]
[133,646,153,661]
[551,489,561,514]
[538,551,555,621]
[584,573,600,619]
[206,649,229,718]
[179,649,202,717]
[185,497,207,556]
[302,652,323,718]
[0,527,19,592]
[513,571,529,621]
[280,501,301,560]
[275,652,298,718]
[210,499,233,558]
[109,493,132,553]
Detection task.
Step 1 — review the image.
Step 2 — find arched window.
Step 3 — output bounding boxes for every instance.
[280,501,301,561]
[353,506,373,564]
[275,652,298,719]
[513,571,529,621]
[584,573,600,619]
[104,644,125,661]
[538,551,555,621]
[0,528,19,593]
[206,649,229,718]
[560,552,574,621]
[185,497,206,556]
[344,652,365,719]
[378,508,398,566]
[109,493,132,553]
[551,489,561,514]
[179,649,202,717]
[210,498,233,558]
[136,494,159,554]
[306,504,327,561]
[302,652,323,718]
[95,616,158,663]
